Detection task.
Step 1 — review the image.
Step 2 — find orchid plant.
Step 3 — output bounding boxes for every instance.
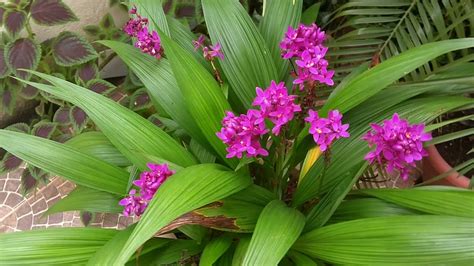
[0,0,473,265]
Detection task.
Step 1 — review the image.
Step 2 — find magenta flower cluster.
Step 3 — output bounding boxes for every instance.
[123,7,164,59]
[363,113,432,180]
[253,81,301,135]
[216,110,268,159]
[193,35,224,61]
[305,109,350,151]
[280,23,334,89]
[119,163,174,216]
[217,81,302,159]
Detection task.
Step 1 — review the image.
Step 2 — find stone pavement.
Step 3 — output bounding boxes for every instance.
[0,165,133,233]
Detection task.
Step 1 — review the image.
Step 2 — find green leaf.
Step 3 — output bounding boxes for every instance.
[243,200,305,265]
[304,162,366,232]
[193,184,275,232]
[52,31,98,66]
[0,130,128,195]
[88,226,135,265]
[202,0,278,108]
[427,128,474,146]
[301,3,321,24]
[148,239,203,265]
[46,186,122,215]
[287,251,318,266]
[295,95,474,208]
[18,71,197,170]
[160,31,237,168]
[166,15,211,70]
[328,198,420,224]
[99,41,209,150]
[66,131,130,167]
[232,237,251,266]
[294,216,474,265]
[357,187,474,218]
[259,0,302,79]
[105,164,251,264]
[322,38,474,116]
[179,225,209,243]
[200,235,233,266]
[296,95,473,232]
[0,228,118,265]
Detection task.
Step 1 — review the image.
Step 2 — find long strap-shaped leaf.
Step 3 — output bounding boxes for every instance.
[243,200,305,265]
[0,130,128,195]
[18,71,197,169]
[160,31,238,168]
[297,96,473,231]
[259,0,302,80]
[100,41,210,151]
[66,131,130,167]
[321,38,474,116]
[0,228,118,265]
[45,186,122,215]
[357,187,474,218]
[202,0,278,109]
[294,215,474,264]
[200,235,233,266]
[102,164,251,264]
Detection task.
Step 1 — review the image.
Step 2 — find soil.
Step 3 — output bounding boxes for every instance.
[433,110,474,178]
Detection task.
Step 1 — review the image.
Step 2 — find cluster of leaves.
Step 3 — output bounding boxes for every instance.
[0,0,473,265]
[0,0,156,194]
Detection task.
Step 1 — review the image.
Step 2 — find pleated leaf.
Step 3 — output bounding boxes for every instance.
[328,198,421,224]
[18,71,197,169]
[66,132,130,167]
[46,186,122,215]
[100,40,208,149]
[259,0,302,79]
[0,130,128,195]
[160,31,237,168]
[202,0,278,108]
[322,38,474,116]
[357,187,474,218]
[0,228,118,265]
[103,164,251,264]
[87,226,135,266]
[200,235,233,266]
[148,240,203,265]
[195,184,276,232]
[294,216,474,265]
[243,200,305,266]
[295,96,473,231]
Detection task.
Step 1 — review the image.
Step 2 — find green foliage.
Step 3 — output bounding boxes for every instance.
[2,0,473,265]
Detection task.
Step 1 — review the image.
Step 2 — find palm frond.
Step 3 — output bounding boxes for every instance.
[326,0,474,81]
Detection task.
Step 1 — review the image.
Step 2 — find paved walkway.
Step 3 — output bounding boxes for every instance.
[0,165,132,233]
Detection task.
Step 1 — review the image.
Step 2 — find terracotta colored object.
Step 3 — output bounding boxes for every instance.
[422,145,470,188]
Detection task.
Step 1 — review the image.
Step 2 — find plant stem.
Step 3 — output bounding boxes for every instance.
[210,60,223,86]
